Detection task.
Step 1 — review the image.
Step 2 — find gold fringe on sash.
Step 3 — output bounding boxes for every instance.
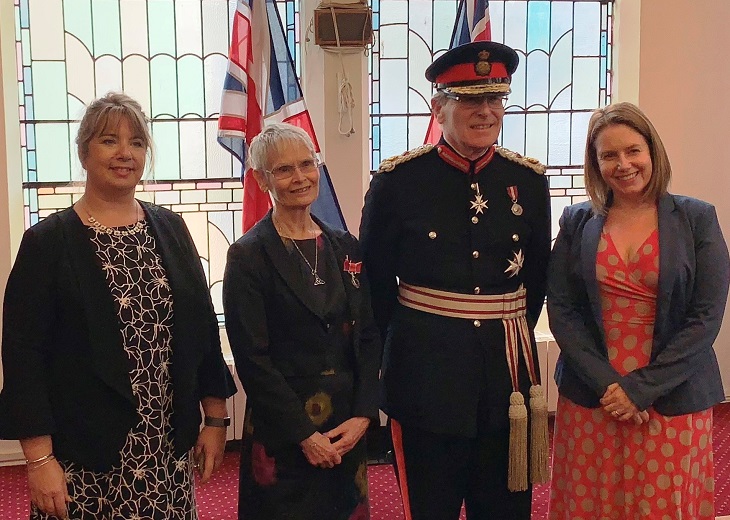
[529,384,550,484]
[508,391,529,492]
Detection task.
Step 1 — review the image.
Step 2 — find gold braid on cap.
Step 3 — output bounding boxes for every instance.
[495,146,546,175]
[445,83,511,95]
[377,144,434,173]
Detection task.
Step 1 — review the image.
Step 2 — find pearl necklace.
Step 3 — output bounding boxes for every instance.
[83,202,145,236]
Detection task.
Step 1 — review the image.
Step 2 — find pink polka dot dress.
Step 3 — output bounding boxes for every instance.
[549,229,714,520]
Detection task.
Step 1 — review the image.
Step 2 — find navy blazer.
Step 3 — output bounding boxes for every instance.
[548,194,729,415]
[0,202,235,471]
[223,212,382,450]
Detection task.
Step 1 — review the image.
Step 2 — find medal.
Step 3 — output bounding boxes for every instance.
[507,186,522,216]
[343,256,362,288]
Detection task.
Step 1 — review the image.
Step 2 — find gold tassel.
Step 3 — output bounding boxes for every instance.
[529,384,550,484]
[508,391,528,492]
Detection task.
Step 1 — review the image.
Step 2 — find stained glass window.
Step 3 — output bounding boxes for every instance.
[14,0,612,318]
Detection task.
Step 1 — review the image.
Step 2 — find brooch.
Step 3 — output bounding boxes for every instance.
[343,255,362,288]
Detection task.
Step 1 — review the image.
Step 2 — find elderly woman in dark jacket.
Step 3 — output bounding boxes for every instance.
[223,122,381,520]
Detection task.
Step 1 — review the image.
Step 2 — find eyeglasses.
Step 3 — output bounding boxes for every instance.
[264,158,321,180]
[444,93,508,110]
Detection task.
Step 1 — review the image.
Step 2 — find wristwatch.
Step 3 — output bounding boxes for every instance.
[204,416,231,428]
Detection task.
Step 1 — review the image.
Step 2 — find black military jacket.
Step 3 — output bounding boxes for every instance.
[360,141,551,437]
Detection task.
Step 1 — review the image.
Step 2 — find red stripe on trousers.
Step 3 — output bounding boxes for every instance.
[391,419,414,520]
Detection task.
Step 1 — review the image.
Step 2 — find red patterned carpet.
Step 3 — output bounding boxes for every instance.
[2,403,729,519]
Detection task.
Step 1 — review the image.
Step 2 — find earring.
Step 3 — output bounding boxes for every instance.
[260,186,269,193]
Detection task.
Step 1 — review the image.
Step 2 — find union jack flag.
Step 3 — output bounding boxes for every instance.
[424,0,492,144]
[218,0,347,233]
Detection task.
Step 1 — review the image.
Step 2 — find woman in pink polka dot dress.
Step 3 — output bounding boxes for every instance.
[547,102,730,520]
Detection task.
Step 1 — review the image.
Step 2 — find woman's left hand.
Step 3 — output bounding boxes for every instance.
[601,382,640,421]
[193,426,227,484]
[324,417,370,457]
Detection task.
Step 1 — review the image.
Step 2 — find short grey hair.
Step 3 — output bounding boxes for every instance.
[248,123,317,171]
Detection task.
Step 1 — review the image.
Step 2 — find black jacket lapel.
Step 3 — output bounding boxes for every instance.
[58,209,136,406]
[259,213,326,320]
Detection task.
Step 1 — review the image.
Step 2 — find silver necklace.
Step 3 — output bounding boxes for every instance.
[274,217,325,286]
[83,202,144,236]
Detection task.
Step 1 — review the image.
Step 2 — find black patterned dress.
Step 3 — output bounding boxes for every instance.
[32,219,197,519]
[238,234,370,520]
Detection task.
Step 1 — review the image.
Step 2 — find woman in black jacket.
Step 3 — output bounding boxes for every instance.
[223,123,381,520]
[0,92,235,519]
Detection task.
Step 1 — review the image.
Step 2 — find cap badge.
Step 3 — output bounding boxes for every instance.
[475,50,492,76]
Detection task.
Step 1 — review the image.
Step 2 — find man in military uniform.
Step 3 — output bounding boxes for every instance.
[359,41,551,520]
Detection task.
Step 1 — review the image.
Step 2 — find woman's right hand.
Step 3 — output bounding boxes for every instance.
[28,459,70,519]
[299,432,342,469]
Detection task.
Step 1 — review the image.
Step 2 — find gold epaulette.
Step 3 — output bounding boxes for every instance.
[377,144,434,173]
[495,146,546,175]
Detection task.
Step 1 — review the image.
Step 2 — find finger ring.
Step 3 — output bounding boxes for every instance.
[612,411,620,417]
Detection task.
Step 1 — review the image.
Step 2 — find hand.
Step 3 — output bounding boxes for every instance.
[194,426,227,484]
[601,382,640,421]
[325,417,370,457]
[632,410,650,425]
[27,459,70,519]
[300,432,342,468]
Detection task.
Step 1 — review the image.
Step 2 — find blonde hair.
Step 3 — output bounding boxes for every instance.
[248,123,316,172]
[584,102,671,214]
[76,92,154,173]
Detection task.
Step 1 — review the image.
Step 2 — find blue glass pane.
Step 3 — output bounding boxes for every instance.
[549,33,572,106]
[550,2,573,49]
[380,59,408,113]
[35,123,71,182]
[525,51,548,110]
[573,58,599,110]
[503,1,527,53]
[548,112,570,165]
[150,55,179,117]
[380,116,408,158]
[527,1,550,52]
[151,121,181,181]
[91,0,121,57]
[148,0,176,57]
[19,0,29,27]
[571,111,592,165]
[525,112,548,164]
[177,56,205,117]
[408,115,430,149]
[31,62,67,120]
[64,0,93,54]
[502,113,526,154]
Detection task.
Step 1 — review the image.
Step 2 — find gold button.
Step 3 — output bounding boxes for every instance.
[473,320,481,327]
[470,183,478,190]
[512,234,519,242]
[471,216,479,224]
[474,287,480,294]
[428,231,437,239]
[472,251,479,258]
